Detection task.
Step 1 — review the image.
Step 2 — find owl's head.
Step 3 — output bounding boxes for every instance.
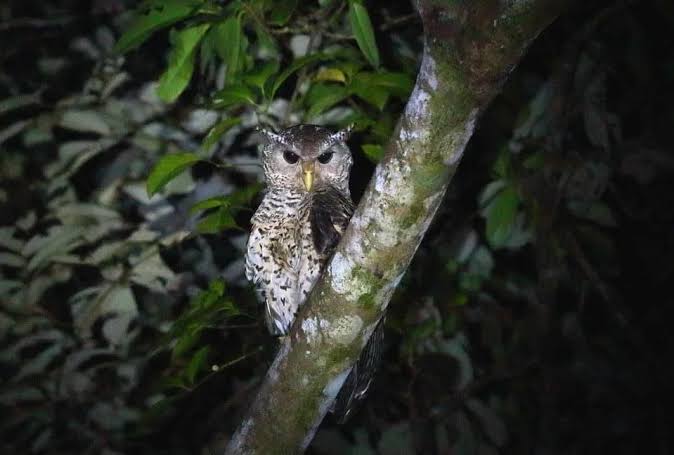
[258,124,353,193]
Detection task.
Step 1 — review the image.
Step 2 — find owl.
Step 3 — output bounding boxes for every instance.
[245,124,383,421]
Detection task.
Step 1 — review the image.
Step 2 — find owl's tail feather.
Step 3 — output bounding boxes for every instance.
[331,318,385,423]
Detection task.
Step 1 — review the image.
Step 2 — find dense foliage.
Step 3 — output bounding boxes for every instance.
[1,0,674,453]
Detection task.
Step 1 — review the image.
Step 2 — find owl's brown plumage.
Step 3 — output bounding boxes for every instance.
[245,124,383,421]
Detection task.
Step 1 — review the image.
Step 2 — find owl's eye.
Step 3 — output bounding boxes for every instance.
[317,152,333,164]
[283,150,299,164]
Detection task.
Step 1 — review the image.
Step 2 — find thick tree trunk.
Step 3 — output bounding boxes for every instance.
[223,1,568,453]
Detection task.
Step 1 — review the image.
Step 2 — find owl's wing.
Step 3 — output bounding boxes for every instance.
[310,186,354,256]
[332,317,386,423]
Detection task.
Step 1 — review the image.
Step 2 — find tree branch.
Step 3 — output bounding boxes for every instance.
[222,1,568,453]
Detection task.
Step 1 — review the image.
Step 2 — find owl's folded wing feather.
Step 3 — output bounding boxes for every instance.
[310,186,354,256]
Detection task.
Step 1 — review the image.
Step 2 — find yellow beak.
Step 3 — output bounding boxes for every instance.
[302,161,315,191]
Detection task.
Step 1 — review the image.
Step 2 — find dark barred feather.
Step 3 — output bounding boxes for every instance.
[310,186,354,255]
[332,319,386,423]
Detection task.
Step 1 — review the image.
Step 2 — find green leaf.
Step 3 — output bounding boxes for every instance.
[315,68,347,83]
[243,60,279,100]
[173,325,202,359]
[213,17,242,79]
[185,345,210,384]
[243,61,280,97]
[157,23,211,103]
[252,22,278,56]
[355,71,414,97]
[211,84,257,109]
[191,185,261,215]
[349,2,380,68]
[114,0,205,54]
[201,117,241,150]
[197,207,239,234]
[305,84,349,119]
[190,196,230,214]
[268,0,298,25]
[349,75,389,110]
[349,71,414,109]
[478,180,507,207]
[228,183,262,206]
[146,152,200,197]
[361,144,384,162]
[270,53,328,99]
[482,186,520,249]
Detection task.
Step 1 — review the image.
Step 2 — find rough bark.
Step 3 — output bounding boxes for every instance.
[223,1,568,453]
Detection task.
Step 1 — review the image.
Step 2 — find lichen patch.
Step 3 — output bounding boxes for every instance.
[327,315,363,345]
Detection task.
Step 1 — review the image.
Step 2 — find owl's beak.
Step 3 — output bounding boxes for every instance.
[302,161,315,191]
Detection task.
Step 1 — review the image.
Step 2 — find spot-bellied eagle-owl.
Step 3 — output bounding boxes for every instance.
[245,124,383,421]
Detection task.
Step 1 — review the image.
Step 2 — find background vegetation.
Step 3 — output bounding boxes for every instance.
[2,0,674,453]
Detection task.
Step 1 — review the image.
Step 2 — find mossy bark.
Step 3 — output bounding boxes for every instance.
[222,1,568,453]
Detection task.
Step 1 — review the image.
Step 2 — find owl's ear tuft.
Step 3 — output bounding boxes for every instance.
[257,126,287,145]
[329,124,354,144]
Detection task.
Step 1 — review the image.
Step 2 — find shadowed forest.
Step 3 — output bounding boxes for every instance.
[2,0,674,453]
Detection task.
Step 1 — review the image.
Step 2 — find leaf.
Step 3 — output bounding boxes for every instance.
[270,53,327,99]
[197,207,239,234]
[130,246,177,292]
[482,185,519,249]
[173,325,202,359]
[146,152,200,197]
[268,0,298,25]
[228,183,263,206]
[0,92,41,115]
[0,280,22,297]
[213,17,242,78]
[23,226,86,271]
[354,71,414,97]
[201,117,241,150]
[349,76,389,110]
[114,0,205,54]
[315,68,346,84]
[13,343,64,382]
[211,84,257,109]
[0,252,26,268]
[185,345,210,384]
[361,144,384,162]
[190,184,261,214]
[100,287,138,345]
[0,227,23,252]
[437,333,473,388]
[243,61,280,97]
[349,71,413,110]
[59,110,112,136]
[349,2,380,68]
[305,84,349,119]
[190,196,230,214]
[157,23,211,103]
[478,179,507,207]
[0,119,31,145]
